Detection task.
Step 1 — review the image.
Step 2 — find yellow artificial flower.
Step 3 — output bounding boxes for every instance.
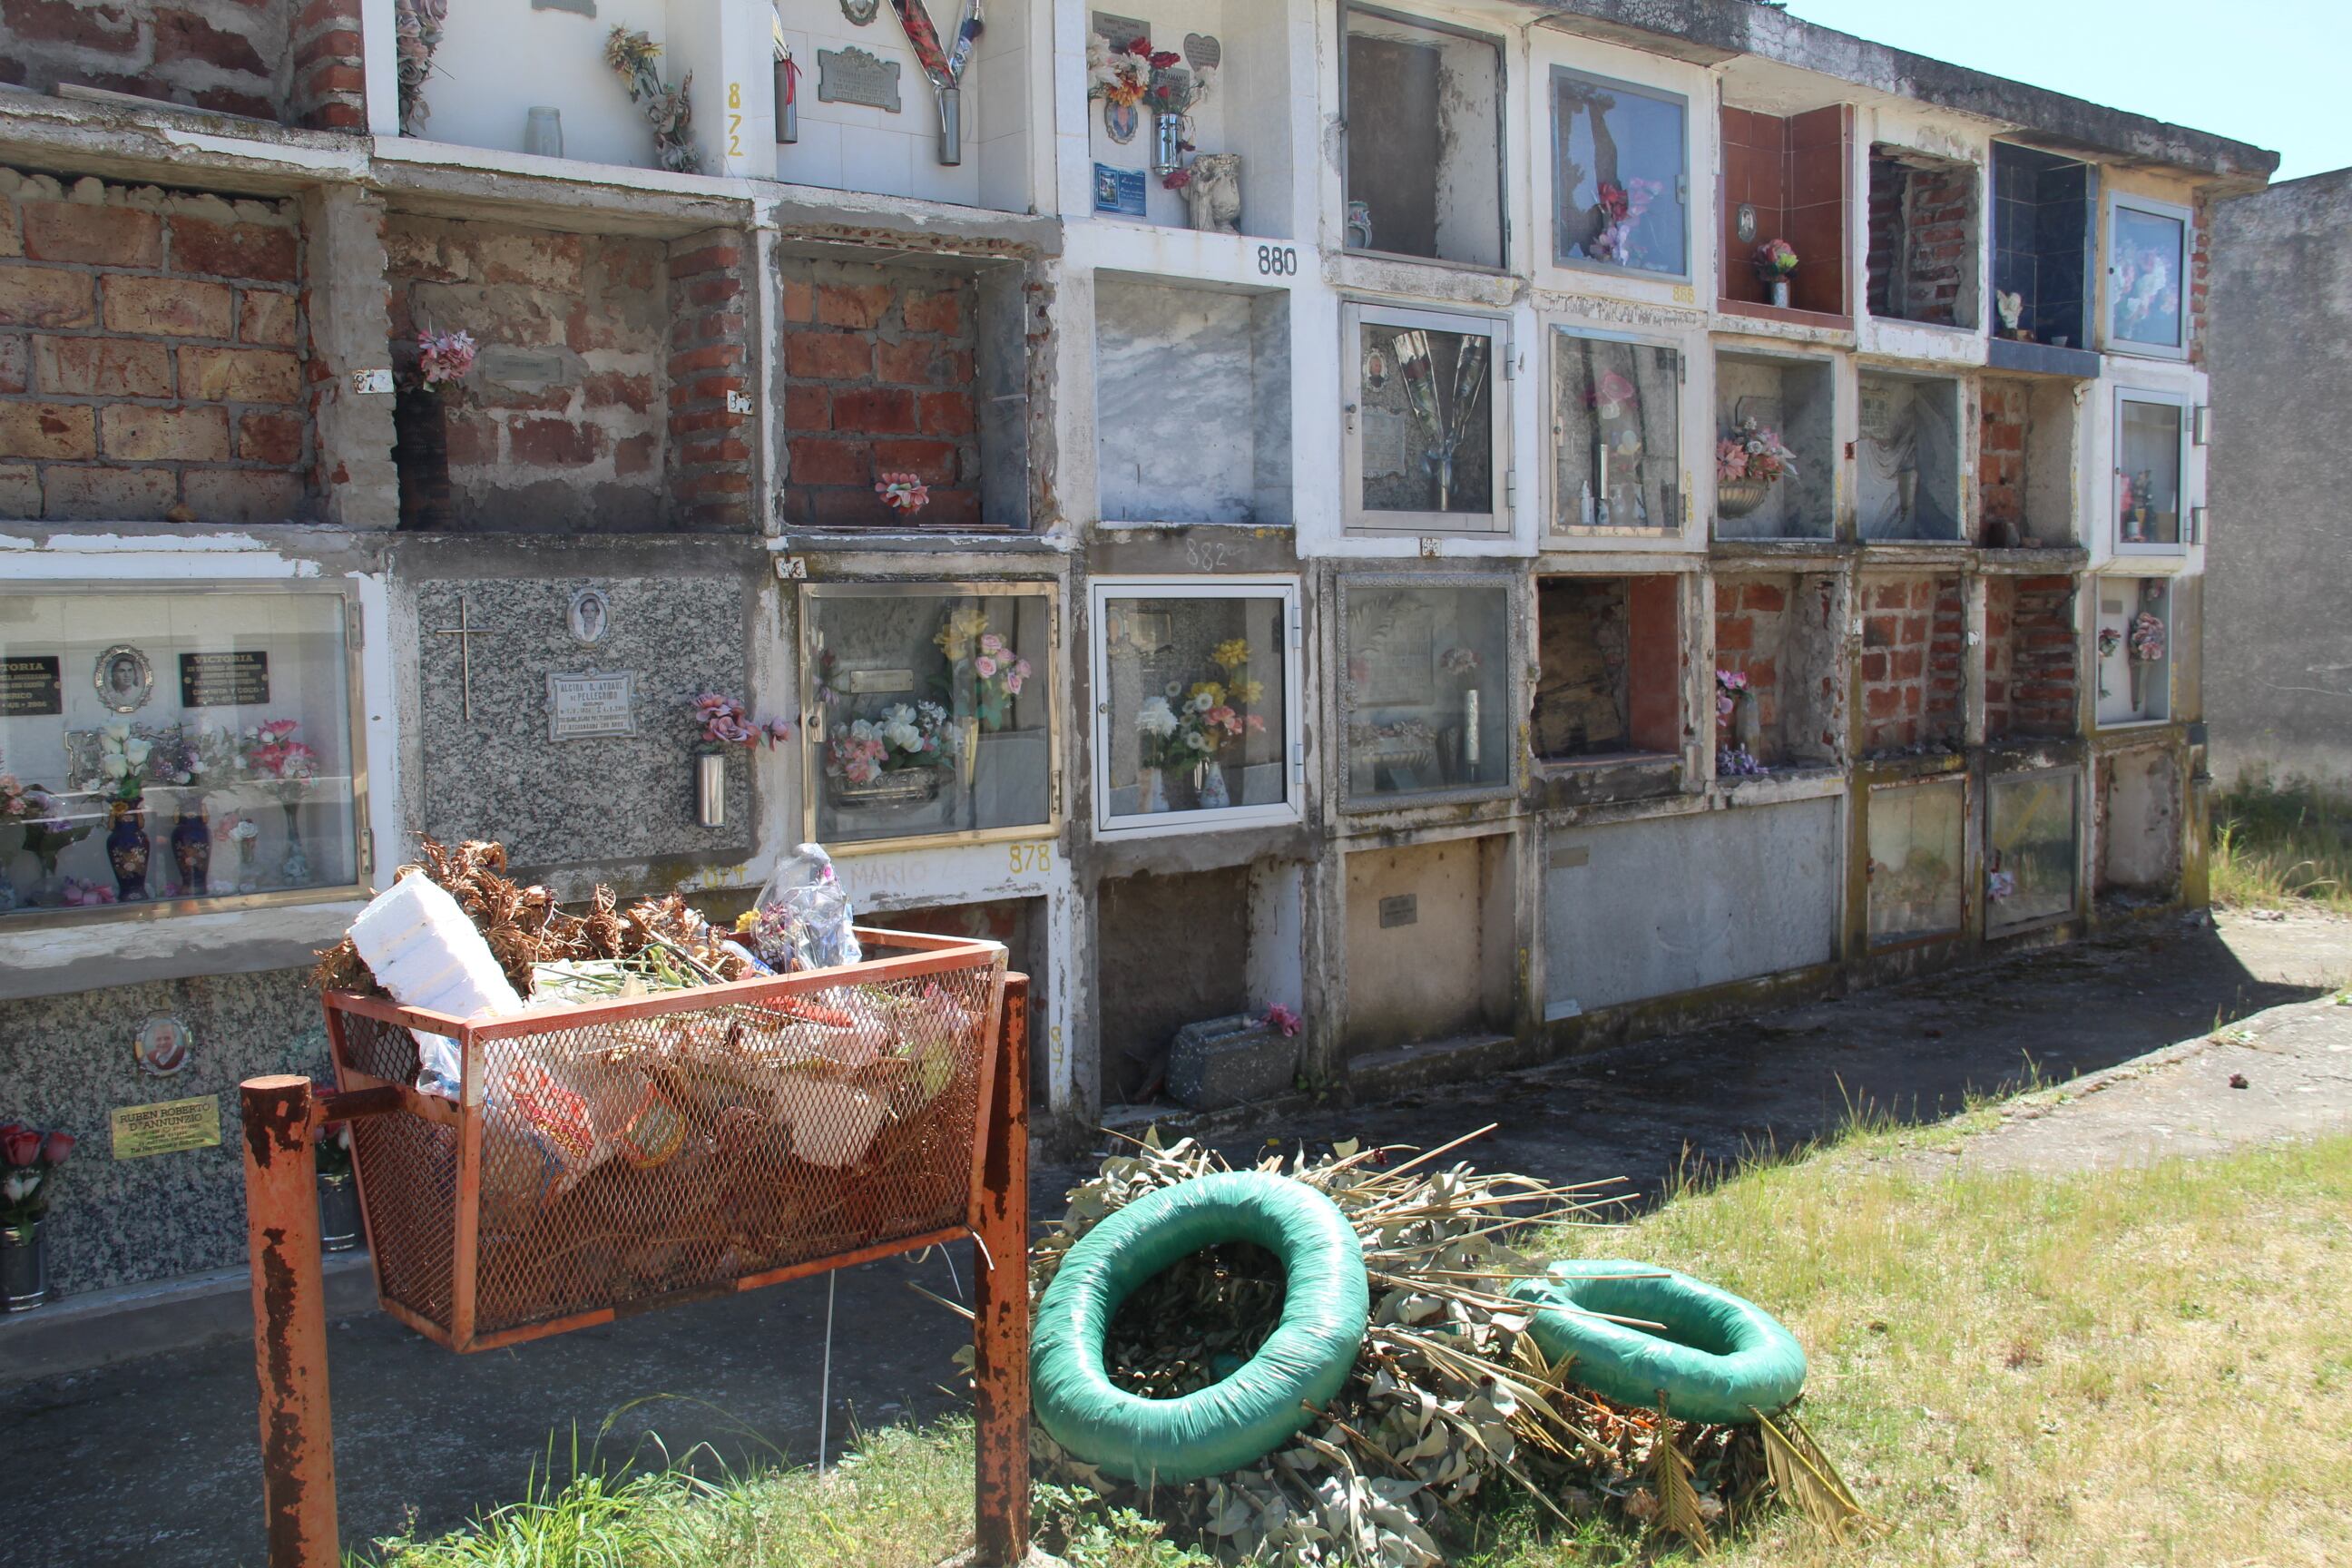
[733,909,757,934]
[1228,676,1265,705]
[1189,681,1225,708]
[1211,639,1251,671]
[934,604,991,662]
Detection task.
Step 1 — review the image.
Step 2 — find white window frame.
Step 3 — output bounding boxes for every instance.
[1547,64,1691,283]
[1544,323,1682,538]
[1089,576,1305,839]
[1342,301,1513,536]
[2111,385,2191,557]
[2102,191,2193,361]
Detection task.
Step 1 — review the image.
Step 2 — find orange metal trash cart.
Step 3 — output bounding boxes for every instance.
[241,930,1033,1568]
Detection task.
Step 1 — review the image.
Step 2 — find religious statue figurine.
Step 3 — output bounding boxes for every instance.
[1181,152,1242,235]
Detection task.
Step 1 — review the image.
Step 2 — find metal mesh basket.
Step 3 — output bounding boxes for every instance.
[323,928,1008,1351]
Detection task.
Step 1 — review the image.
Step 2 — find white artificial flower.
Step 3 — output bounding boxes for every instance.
[1137,697,1178,738]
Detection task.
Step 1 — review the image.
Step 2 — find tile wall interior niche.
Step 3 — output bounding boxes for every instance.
[1713,352,1835,540]
[1341,5,1503,268]
[1531,574,1679,762]
[1712,573,1842,769]
[1976,377,2081,547]
[1093,275,1292,524]
[2092,575,2172,726]
[1867,145,1982,329]
[1855,371,1963,543]
[1990,142,2093,349]
[1079,2,1296,237]
[1718,103,1847,316]
[1867,776,1967,945]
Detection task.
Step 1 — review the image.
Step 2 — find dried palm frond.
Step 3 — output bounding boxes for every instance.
[1756,1405,1874,1541]
[1010,1127,1824,1567]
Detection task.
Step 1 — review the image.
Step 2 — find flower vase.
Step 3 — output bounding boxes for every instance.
[106,801,150,902]
[1139,766,1169,814]
[171,805,211,897]
[1197,761,1230,809]
[1732,687,1764,755]
[1769,277,1791,309]
[957,715,981,795]
[2128,661,2143,712]
[1152,111,1183,176]
[231,832,260,893]
[279,800,310,887]
[1,1220,45,1312]
[318,1171,362,1253]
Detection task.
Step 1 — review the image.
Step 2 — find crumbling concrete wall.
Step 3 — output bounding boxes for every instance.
[0,167,313,523]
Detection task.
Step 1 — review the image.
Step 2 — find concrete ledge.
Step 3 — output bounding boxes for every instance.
[0,1250,376,1387]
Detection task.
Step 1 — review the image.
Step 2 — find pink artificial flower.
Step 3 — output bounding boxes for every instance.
[979,633,1004,655]
[974,655,998,679]
[1263,1004,1302,1038]
[1,1128,37,1166]
[41,1131,73,1165]
[768,719,794,745]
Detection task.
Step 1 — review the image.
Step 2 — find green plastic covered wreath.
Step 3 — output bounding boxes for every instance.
[1508,1259,1807,1425]
[1030,1171,1372,1483]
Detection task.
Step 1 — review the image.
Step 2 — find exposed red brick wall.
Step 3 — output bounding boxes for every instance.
[1984,574,2078,740]
[1978,379,2027,544]
[666,230,758,533]
[288,0,364,131]
[1867,150,1976,328]
[1857,573,1965,753]
[1534,575,1678,760]
[0,168,310,523]
[1715,577,1788,760]
[0,0,296,122]
[778,258,982,530]
[1714,573,1842,766]
[387,215,672,532]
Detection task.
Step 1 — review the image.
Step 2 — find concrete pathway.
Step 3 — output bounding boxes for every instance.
[2,908,2344,1567]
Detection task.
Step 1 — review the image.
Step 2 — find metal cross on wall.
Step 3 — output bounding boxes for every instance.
[431,595,495,722]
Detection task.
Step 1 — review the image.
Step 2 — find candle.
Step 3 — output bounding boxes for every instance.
[1464,688,1481,769]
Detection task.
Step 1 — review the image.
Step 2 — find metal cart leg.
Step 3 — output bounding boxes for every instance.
[241,1074,338,1568]
[971,974,1034,1565]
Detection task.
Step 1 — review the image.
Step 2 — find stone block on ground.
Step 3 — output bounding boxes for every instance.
[1167,1013,1297,1112]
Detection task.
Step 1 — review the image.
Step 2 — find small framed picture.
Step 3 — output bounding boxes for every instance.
[567,587,612,646]
[93,643,154,713]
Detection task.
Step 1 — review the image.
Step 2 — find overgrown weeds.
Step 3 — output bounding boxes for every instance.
[2211,777,2352,913]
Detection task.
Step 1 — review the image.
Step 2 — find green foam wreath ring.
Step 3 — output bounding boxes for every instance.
[1508,1258,1808,1425]
[1030,1171,1372,1483]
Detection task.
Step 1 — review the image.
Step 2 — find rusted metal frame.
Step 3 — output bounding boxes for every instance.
[970,973,1033,1566]
[241,1073,408,1568]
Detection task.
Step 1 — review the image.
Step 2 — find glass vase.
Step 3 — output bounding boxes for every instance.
[1,1219,46,1312]
[171,804,211,897]
[279,799,311,887]
[106,801,150,902]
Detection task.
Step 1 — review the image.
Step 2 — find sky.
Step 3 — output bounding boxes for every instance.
[1781,0,2339,181]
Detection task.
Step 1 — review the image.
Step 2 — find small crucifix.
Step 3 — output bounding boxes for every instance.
[431,594,496,722]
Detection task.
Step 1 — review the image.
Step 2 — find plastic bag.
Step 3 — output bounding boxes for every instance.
[745,842,862,973]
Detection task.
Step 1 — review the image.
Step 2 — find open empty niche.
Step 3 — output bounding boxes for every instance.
[1984,574,2080,740]
[1867,777,1967,945]
[1341,5,1504,268]
[1990,143,2093,351]
[1714,351,1835,539]
[2097,747,2180,900]
[1096,861,1300,1102]
[1093,277,1291,524]
[1342,836,1514,1055]
[1079,1,1295,236]
[1857,371,1963,542]
[1977,377,2080,546]
[2092,575,2171,726]
[1713,573,1841,769]
[1857,573,1965,754]
[1533,575,1680,762]
[1867,145,1981,329]
[1986,769,2078,932]
[1718,103,1848,318]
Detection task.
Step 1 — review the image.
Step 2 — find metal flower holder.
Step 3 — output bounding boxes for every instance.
[240,930,1034,1568]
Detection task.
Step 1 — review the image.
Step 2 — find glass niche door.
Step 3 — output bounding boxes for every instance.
[1551,328,1681,535]
[1339,577,1515,806]
[0,583,364,922]
[1986,769,2079,932]
[1867,776,1967,945]
[800,583,1057,851]
[1091,580,1299,835]
[1343,303,1510,535]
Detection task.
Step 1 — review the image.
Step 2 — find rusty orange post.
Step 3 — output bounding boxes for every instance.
[970,973,1033,1565]
[241,1073,338,1568]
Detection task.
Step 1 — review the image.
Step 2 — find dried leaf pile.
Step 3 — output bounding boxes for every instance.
[1020,1129,1870,1564]
[314,838,754,997]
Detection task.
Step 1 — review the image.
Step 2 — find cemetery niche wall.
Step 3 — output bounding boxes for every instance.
[1343,303,1508,535]
[800,582,1057,851]
[1,583,362,918]
[1341,4,1504,269]
[1856,371,1963,543]
[1550,328,1679,537]
[1712,350,1834,540]
[1338,576,1514,807]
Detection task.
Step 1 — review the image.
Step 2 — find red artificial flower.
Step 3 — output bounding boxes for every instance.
[1148,49,1180,68]
[1162,167,1194,191]
[41,1130,73,1165]
[2,1128,39,1167]
[1124,36,1152,54]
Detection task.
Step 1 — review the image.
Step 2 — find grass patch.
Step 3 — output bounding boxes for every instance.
[2212,778,2352,914]
[368,1132,2352,1568]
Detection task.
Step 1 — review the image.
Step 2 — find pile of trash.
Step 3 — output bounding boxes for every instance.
[1020,1131,1867,1565]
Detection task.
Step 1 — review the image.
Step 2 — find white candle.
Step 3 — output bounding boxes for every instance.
[1464,688,1481,769]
